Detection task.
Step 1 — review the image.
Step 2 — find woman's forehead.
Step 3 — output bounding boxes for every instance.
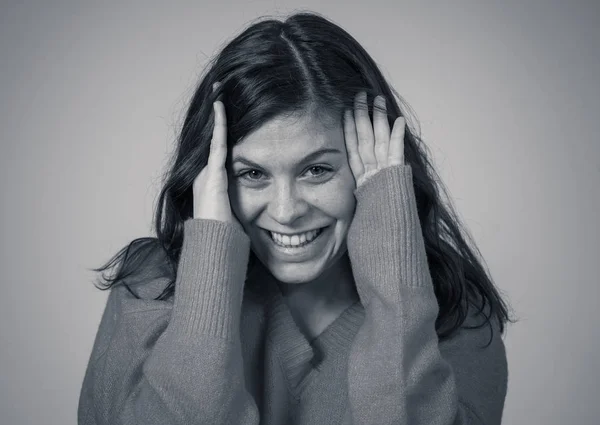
[233,113,345,158]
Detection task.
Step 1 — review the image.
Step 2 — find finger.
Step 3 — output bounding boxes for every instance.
[388,117,406,166]
[208,100,228,169]
[213,81,223,104]
[354,91,377,173]
[373,95,390,168]
[343,109,364,180]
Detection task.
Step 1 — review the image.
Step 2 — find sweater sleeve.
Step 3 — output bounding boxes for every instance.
[343,164,508,425]
[77,219,260,425]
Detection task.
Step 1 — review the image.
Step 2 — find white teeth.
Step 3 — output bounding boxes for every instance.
[270,228,322,247]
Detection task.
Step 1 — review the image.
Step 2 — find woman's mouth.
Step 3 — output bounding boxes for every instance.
[257,225,331,262]
[267,227,327,248]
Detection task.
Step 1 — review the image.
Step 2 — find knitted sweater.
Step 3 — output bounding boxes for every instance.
[78,164,508,425]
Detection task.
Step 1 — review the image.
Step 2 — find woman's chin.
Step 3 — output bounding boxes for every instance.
[250,234,348,285]
[265,261,324,285]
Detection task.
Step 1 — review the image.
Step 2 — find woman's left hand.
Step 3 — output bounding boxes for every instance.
[343,91,406,188]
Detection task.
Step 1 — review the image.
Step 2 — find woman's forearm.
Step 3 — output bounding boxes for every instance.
[344,165,506,425]
[78,219,260,425]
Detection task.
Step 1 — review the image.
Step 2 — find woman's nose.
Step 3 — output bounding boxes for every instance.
[267,182,309,226]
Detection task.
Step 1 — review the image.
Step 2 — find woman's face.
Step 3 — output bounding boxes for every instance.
[228,112,357,284]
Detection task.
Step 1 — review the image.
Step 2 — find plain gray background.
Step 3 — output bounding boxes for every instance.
[1,1,599,424]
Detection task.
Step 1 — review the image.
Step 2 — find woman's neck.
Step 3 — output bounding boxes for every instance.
[275,252,357,307]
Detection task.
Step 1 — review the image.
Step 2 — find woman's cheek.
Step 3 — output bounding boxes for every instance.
[228,182,257,223]
[314,174,356,219]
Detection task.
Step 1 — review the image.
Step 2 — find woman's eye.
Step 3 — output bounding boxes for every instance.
[236,166,333,183]
[239,170,264,181]
[306,165,332,178]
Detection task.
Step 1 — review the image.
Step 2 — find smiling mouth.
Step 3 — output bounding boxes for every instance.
[262,226,328,248]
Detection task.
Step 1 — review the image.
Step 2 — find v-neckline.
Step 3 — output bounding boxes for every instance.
[248,271,365,399]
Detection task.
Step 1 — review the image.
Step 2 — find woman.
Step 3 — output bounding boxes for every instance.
[78,11,513,425]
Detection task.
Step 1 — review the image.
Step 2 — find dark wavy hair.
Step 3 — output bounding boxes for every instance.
[91,11,514,341]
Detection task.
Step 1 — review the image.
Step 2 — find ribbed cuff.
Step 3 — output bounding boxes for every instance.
[169,218,251,341]
[347,165,432,303]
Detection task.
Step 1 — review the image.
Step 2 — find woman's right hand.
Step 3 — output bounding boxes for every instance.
[192,82,242,231]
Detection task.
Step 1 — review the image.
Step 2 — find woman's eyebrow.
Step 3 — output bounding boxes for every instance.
[232,148,343,168]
